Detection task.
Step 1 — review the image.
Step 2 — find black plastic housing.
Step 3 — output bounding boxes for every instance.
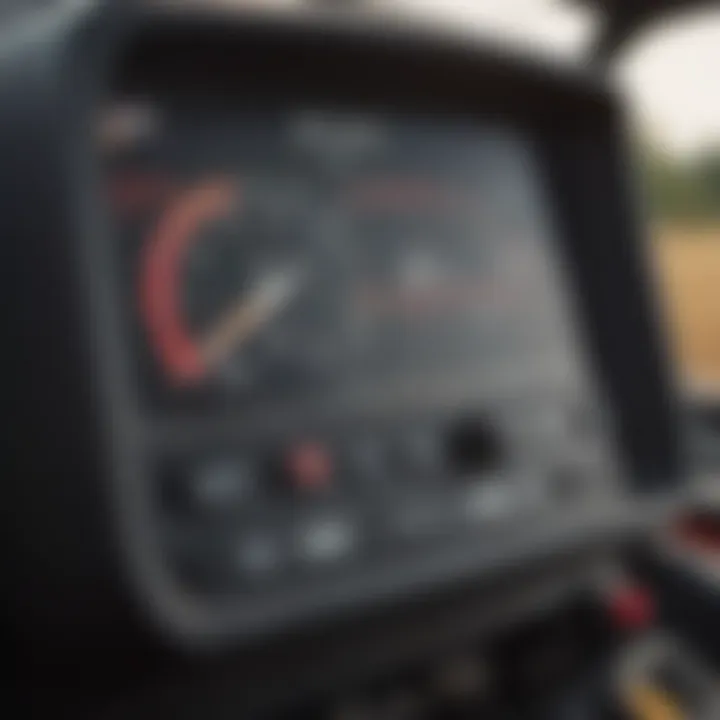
[0,1,683,664]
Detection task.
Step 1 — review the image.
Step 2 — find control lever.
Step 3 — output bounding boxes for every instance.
[612,636,719,720]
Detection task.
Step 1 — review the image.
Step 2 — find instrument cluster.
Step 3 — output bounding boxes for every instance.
[104,106,582,411]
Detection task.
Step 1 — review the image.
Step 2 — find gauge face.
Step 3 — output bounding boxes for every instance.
[351,179,483,313]
[347,175,530,375]
[139,178,347,392]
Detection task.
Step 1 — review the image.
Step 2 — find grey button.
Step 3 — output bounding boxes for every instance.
[295,514,359,565]
[190,459,256,511]
[234,530,285,581]
[461,481,515,522]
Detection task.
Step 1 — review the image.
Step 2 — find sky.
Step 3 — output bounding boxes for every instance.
[617,11,720,157]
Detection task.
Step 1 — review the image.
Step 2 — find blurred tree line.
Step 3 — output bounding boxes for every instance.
[641,145,720,224]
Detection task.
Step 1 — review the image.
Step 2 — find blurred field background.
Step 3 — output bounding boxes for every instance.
[654,225,720,383]
[641,146,720,384]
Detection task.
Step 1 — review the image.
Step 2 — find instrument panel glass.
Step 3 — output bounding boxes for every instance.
[104,107,580,409]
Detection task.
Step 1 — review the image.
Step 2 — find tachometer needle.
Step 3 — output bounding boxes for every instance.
[199,267,306,370]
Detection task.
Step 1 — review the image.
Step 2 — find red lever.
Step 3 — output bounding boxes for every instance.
[606,584,656,632]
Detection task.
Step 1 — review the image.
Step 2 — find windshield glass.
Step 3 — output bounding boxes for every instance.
[616,9,720,391]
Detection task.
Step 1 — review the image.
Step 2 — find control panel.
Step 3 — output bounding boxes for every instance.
[99,107,621,598]
[157,408,616,595]
[3,2,681,648]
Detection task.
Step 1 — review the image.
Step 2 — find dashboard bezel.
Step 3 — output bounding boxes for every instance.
[0,2,684,651]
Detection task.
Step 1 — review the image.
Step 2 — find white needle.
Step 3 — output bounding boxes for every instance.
[199,266,306,370]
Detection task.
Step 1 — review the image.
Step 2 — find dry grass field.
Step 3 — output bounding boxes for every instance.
[652,225,720,383]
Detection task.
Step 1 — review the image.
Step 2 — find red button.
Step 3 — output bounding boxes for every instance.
[285,442,333,492]
[607,584,656,632]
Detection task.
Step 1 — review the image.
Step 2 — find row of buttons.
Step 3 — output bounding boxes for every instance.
[163,432,447,518]
[164,452,596,523]
[172,509,365,589]
[170,477,541,591]
[237,512,362,580]
[160,423,607,591]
